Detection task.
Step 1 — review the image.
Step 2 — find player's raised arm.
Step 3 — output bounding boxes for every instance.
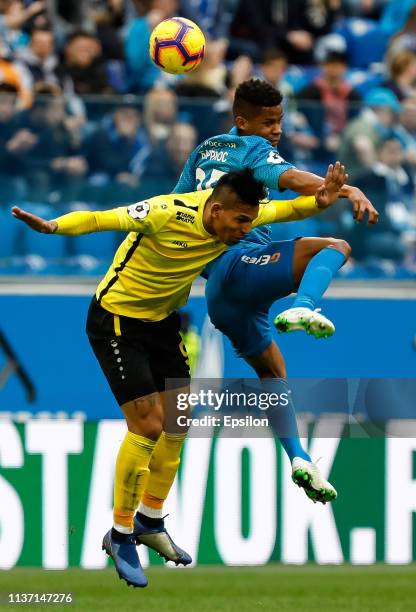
[12,200,174,236]
[11,206,129,235]
[279,162,379,225]
[255,161,348,225]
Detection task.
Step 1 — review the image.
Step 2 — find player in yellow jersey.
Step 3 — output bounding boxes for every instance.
[12,165,347,588]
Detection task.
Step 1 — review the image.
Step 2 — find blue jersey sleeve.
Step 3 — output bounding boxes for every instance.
[173,146,199,193]
[246,139,295,190]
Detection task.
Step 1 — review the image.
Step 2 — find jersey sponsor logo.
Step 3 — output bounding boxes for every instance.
[174,199,199,211]
[176,211,195,224]
[200,149,229,163]
[128,201,150,220]
[241,252,281,266]
[267,151,285,165]
[172,240,188,248]
[205,140,236,149]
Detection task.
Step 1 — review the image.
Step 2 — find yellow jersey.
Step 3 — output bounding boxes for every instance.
[54,189,320,320]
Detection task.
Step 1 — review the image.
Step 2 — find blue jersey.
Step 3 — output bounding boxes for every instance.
[173,127,294,248]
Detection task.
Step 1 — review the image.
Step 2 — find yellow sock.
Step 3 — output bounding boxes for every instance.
[113,431,156,531]
[139,432,186,517]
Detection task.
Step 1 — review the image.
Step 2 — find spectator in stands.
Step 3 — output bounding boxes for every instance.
[8,95,87,202]
[175,39,227,98]
[383,50,416,102]
[125,0,177,93]
[382,0,416,56]
[15,27,65,94]
[85,0,125,61]
[252,49,293,100]
[47,0,84,27]
[0,1,47,53]
[343,0,388,19]
[141,121,197,193]
[201,53,253,137]
[342,136,415,264]
[0,82,18,151]
[296,49,361,165]
[83,105,150,203]
[0,82,27,200]
[143,86,177,145]
[0,43,32,107]
[339,88,403,179]
[230,0,340,65]
[225,53,253,102]
[62,30,113,95]
[398,95,416,175]
[180,0,238,41]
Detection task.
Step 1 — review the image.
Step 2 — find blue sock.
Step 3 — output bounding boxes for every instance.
[262,380,311,463]
[293,247,346,310]
[279,438,311,462]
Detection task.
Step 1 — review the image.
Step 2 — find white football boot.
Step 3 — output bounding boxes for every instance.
[274,307,335,339]
[291,457,337,504]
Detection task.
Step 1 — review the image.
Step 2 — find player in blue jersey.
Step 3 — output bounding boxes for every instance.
[172,79,379,503]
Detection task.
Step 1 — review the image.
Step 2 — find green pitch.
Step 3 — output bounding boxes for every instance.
[0,565,414,612]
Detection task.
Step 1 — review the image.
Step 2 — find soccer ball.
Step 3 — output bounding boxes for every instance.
[149,17,205,75]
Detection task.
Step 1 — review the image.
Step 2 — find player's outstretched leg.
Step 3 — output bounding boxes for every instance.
[291,457,337,504]
[275,238,351,338]
[102,528,148,588]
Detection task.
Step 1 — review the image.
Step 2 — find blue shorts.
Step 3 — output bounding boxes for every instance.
[205,240,298,358]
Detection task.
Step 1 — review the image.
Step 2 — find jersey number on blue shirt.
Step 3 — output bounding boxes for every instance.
[196,168,227,190]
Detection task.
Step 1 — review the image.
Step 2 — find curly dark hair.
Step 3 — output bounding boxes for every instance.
[233,79,283,119]
[212,168,267,207]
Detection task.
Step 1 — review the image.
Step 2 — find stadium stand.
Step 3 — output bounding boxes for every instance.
[0,0,414,278]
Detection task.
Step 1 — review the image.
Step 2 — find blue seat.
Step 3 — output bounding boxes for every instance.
[19,203,66,259]
[285,65,320,94]
[346,69,383,96]
[335,18,389,69]
[71,230,119,260]
[0,207,19,258]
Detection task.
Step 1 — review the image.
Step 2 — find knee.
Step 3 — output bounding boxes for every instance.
[325,238,352,260]
[128,414,163,440]
[123,395,164,441]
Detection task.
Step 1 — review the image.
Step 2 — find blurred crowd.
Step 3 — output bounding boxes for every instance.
[0,0,415,277]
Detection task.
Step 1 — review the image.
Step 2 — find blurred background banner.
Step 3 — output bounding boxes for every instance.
[0,419,415,569]
[0,290,415,418]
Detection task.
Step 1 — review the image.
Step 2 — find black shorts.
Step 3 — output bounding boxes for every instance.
[86,298,190,406]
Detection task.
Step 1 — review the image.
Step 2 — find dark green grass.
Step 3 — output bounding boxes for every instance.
[0,565,414,612]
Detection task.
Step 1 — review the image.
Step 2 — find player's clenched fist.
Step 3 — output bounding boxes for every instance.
[11,207,58,234]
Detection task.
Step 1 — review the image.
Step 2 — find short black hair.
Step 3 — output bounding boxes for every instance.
[66,30,98,46]
[212,168,266,207]
[0,83,18,94]
[233,79,283,119]
[322,50,348,65]
[31,27,54,39]
[261,48,287,65]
